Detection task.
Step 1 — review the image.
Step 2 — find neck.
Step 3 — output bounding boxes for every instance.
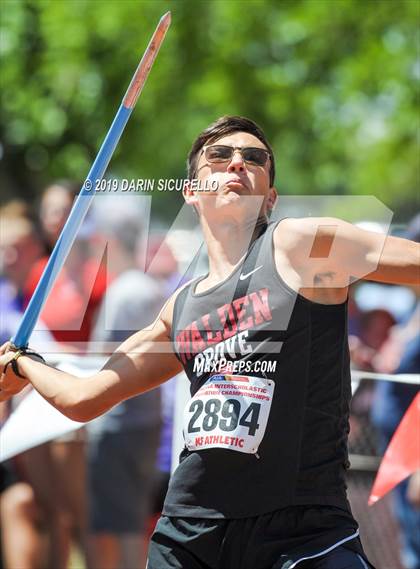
[201,215,267,281]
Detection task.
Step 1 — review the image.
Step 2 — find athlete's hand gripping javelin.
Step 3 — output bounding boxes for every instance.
[0,342,30,398]
[0,294,183,413]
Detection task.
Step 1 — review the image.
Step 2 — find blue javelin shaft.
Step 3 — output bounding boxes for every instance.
[12,12,171,349]
[13,107,130,347]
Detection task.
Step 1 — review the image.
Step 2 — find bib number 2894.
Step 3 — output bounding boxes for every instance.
[183,375,274,455]
[188,398,261,436]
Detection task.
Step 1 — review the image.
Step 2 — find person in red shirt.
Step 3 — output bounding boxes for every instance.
[24,181,109,348]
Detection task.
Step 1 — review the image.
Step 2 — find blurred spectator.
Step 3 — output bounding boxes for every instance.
[0,438,44,569]
[350,309,396,373]
[0,420,82,569]
[0,208,69,569]
[0,214,44,314]
[0,199,32,222]
[25,181,108,347]
[348,308,396,447]
[1,186,97,569]
[371,215,420,569]
[407,470,420,509]
[138,237,183,536]
[371,303,420,569]
[139,235,199,534]
[87,195,164,569]
[38,181,78,253]
[138,235,181,296]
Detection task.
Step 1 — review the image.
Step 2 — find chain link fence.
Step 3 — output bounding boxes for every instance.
[348,378,409,569]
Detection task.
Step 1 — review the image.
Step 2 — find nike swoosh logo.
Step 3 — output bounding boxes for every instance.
[239,265,263,280]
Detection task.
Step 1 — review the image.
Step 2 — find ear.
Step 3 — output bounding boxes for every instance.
[182,180,196,204]
[183,180,200,214]
[267,187,278,213]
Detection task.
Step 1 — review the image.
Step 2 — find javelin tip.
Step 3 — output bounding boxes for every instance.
[160,11,171,28]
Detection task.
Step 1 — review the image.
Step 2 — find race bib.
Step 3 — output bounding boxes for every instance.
[183,374,275,455]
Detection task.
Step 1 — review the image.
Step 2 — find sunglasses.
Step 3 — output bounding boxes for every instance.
[201,145,270,167]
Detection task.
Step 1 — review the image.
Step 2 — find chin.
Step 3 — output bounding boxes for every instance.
[215,193,250,212]
[222,190,243,203]
[220,198,263,225]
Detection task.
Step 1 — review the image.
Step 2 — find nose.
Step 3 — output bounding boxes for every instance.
[227,149,245,174]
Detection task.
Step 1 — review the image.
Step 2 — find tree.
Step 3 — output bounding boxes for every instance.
[1,0,418,221]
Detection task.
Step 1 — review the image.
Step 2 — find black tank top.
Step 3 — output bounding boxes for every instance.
[164,220,352,518]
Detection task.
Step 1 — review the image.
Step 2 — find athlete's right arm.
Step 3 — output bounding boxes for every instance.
[0,292,183,422]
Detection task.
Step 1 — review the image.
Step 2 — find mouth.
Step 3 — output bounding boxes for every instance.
[224,179,248,193]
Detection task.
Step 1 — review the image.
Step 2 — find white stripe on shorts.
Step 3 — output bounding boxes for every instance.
[357,553,370,569]
[288,529,360,568]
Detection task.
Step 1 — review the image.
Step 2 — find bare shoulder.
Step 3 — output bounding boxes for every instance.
[272,217,351,304]
[273,216,349,257]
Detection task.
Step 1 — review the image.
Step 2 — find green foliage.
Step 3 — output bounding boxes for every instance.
[1,0,418,220]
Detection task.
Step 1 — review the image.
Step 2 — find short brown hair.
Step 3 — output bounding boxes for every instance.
[187,116,275,186]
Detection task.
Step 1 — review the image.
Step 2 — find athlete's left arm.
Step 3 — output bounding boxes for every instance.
[276,217,420,287]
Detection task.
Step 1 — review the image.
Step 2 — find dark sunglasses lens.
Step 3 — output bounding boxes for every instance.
[242,148,268,166]
[205,146,232,162]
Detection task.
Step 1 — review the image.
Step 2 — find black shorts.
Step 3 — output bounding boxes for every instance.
[147,505,375,569]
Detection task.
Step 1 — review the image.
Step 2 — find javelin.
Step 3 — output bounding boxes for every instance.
[11,12,171,349]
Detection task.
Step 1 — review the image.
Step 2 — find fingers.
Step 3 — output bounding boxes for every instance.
[0,353,28,401]
[0,352,15,374]
[0,342,12,356]
[0,352,16,375]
